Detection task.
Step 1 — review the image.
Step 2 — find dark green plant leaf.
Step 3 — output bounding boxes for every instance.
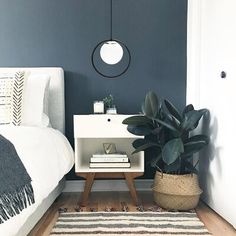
[132,142,159,154]
[162,138,184,165]
[132,139,160,149]
[182,141,207,158]
[184,141,207,148]
[182,104,194,118]
[181,109,208,132]
[132,139,146,149]
[122,115,152,126]
[153,117,179,133]
[166,114,181,130]
[143,91,159,118]
[164,99,182,122]
[127,125,152,136]
[184,135,209,145]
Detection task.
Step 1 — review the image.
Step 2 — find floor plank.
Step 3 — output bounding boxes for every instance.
[196,201,236,236]
[29,191,236,236]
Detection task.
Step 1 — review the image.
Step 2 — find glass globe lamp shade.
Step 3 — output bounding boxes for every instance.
[100,41,124,65]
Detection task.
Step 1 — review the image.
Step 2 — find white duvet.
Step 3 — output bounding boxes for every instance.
[0,126,74,236]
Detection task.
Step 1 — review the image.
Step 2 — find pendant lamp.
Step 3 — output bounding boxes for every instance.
[91,0,131,78]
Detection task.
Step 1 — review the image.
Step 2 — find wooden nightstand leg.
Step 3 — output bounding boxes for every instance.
[124,173,139,206]
[80,173,95,206]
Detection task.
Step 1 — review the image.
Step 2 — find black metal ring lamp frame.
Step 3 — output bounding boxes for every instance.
[91,39,131,78]
[91,0,131,78]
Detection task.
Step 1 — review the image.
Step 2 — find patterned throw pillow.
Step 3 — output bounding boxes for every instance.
[0,71,25,125]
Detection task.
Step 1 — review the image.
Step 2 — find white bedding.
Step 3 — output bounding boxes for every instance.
[0,126,74,236]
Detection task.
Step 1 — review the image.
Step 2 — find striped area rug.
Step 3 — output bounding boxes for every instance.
[50,212,211,236]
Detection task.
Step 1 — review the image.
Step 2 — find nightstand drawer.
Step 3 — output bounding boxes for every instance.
[74,114,139,138]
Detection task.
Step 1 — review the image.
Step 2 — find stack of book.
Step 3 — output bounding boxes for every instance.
[89,152,130,168]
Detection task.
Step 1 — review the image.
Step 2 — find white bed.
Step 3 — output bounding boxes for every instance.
[0,68,74,236]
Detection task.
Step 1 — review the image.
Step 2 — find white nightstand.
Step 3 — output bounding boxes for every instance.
[74,114,144,206]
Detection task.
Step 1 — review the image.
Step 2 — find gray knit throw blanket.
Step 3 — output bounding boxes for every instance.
[0,134,35,224]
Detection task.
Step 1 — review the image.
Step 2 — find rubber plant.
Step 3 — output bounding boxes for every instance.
[122,91,209,175]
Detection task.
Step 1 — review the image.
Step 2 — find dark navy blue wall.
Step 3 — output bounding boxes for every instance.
[0,0,187,179]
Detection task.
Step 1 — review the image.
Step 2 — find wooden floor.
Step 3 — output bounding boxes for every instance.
[29,191,236,236]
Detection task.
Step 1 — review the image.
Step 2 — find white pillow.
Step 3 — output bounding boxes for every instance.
[0,71,26,126]
[21,74,51,127]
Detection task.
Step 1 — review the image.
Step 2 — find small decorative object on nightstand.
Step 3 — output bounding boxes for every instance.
[93,101,104,114]
[103,94,117,114]
[74,114,144,206]
[103,143,116,154]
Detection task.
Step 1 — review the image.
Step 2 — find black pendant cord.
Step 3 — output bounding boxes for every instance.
[91,0,131,78]
[110,0,113,40]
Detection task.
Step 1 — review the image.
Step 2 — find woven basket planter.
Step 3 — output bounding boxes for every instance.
[152,171,202,210]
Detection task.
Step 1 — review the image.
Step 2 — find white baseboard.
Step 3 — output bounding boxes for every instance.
[64,179,153,192]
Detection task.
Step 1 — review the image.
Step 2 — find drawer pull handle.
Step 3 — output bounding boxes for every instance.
[221,71,227,79]
[107,118,111,122]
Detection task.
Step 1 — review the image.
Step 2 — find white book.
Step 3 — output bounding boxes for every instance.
[92,152,127,158]
[90,157,129,163]
[89,162,131,168]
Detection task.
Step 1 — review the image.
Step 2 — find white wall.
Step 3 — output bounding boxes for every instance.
[187,0,236,228]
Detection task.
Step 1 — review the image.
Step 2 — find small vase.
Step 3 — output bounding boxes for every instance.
[106,106,117,114]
